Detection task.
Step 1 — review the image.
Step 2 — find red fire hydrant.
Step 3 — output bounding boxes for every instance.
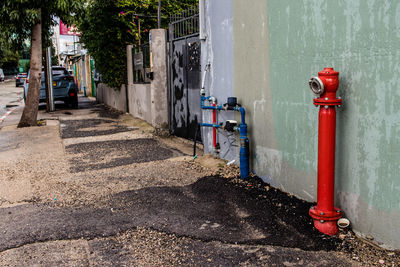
[308,67,342,236]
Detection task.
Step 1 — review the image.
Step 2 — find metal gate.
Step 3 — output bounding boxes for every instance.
[168,7,201,141]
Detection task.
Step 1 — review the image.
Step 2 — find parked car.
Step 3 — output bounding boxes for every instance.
[24,66,78,108]
[15,72,27,87]
[0,68,4,82]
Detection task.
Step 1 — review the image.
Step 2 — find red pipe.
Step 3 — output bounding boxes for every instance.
[309,67,342,236]
[317,107,336,212]
[213,102,216,148]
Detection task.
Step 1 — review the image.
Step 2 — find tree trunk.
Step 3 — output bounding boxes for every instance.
[18,13,42,128]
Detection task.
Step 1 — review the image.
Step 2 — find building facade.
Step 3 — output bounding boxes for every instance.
[200,0,400,249]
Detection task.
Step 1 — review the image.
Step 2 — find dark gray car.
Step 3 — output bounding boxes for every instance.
[15,72,27,87]
[24,66,78,108]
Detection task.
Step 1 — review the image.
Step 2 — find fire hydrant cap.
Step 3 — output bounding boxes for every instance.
[313,67,341,105]
[318,67,339,77]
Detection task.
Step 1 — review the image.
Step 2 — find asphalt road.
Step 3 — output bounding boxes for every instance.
[0,80,23,117]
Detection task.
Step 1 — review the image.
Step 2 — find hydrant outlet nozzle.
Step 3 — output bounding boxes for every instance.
[309,77,324,95]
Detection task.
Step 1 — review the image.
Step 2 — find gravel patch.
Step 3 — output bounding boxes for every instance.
[89,227,355,267]
[48,160,204,207]
[66,138,182,173]
[0,228,355,267]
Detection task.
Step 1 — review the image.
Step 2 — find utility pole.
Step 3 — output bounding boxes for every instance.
[157,0,161,28]
[45,47,55,112]
[138,19,141,46]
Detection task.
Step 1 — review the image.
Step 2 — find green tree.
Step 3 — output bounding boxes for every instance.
[76,0,197,89]
[117,0,197,42]
[0,34,20,72]
[0,0,83,127]
[77,0,131,89]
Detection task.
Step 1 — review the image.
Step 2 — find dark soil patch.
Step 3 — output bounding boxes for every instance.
[0,204,132,252]
[60,119,136,139]
[66,138,179,172]
[229,176,342,248]
[107,175,340,251]
[0,203,352,266]
[0,176,337,253]
[226,176,400,265]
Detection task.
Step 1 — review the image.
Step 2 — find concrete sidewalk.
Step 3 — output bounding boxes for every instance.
[0,96,358,266]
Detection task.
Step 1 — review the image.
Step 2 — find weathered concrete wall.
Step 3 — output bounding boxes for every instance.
[97,82,152,124]
[201,0,400,249]
[127,29,168,128]
[96,83,127,112]
[150,29,168,129]
[98,31,168,129]
[128,83,151,123]
[200,0,235,161]
[235,0,400,249]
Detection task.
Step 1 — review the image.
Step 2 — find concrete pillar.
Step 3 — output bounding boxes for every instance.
[126,45,133,86]
[126,45,133,113]
[150,29,168,129]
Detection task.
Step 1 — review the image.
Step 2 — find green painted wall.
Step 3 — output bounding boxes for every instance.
[233,0,400,249]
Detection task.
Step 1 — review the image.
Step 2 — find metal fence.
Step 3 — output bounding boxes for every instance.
[132,43,151,84]
[168,6,201,140]
[169,6,199,40]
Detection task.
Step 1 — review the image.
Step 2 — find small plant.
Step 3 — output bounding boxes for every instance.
[36,119,46,126]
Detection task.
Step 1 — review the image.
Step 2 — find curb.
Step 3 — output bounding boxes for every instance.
[0,108,16,123]
[0,91,23,123]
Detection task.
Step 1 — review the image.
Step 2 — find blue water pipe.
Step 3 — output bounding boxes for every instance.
[235,107,249,179]
[200,95,250,179]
